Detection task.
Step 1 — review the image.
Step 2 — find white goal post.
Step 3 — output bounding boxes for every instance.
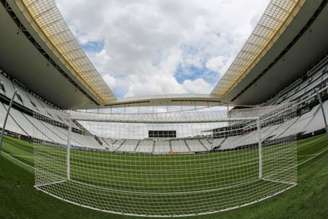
[257,118,263,179]
[33,105,297,217]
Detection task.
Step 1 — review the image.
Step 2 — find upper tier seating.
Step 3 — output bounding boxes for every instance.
[266,58,328,105]
[0,71,79,130]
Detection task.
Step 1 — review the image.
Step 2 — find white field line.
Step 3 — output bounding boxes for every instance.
[262,177,297,186]
[10,154,34,158]
[34,183,296,218]
[67,178,263,196]
[298,144,328,167]
[1,151,34,171]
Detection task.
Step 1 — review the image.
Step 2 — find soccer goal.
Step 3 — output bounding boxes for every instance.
[33,105,297,217]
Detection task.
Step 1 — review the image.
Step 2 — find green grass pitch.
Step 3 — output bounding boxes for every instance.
[0,134,328,218]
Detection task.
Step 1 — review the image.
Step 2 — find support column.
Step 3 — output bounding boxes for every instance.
[227,104,230,127]
[67,117,72,180]
[257,118,263,179]
[0,90,17,151]
[316,89,328,135]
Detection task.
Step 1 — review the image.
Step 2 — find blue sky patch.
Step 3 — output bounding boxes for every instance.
[175,64,218,85]
[113,87,127,99]
[81,40,105,53]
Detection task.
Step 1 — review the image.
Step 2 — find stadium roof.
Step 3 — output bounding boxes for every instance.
[211,0,304,98]
[0,0,115,108]
[1,0,327,108]
[103,94,222,108]
[212,0,328,105]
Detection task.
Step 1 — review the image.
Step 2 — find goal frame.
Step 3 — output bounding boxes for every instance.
[64,115,264,186]
[33,107,297,218]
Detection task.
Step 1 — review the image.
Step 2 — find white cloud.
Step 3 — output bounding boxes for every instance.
[56,0,270,98]
[206,56,226,73]
[182,78,212,94]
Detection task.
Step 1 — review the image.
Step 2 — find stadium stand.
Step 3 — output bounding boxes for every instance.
[171,140,190,153]
[266,57,328,105]
[136,140,154,153]
[199,139,212,150]
[0,69,96,146]
[186,139,207,152]
[0,69,328,154]
[2,0,328,216]
[117,139,140,152]
[154,140,171,154]
[0,53,327,154]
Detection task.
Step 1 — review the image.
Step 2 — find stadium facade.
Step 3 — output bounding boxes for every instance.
[0,0,328,217]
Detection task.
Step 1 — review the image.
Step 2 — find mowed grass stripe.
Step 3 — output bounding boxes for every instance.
[1,134,328,218]
[30,137,297,216]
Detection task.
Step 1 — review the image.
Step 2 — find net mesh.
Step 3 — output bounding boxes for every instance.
[33,105,297,217]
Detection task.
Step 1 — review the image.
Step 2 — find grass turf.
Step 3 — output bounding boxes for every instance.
[0,134,328,218]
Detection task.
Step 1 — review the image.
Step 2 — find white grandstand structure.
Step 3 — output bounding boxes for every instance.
[0,0,328,217]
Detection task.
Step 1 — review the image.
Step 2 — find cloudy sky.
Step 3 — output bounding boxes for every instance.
[56,0,270,99]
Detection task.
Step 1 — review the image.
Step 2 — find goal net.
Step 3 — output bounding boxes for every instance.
[33,105,297,217]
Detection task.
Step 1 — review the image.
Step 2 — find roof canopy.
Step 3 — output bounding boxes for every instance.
[211,0,304,98]
[16,0,116,105]
[2,0,319,109]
